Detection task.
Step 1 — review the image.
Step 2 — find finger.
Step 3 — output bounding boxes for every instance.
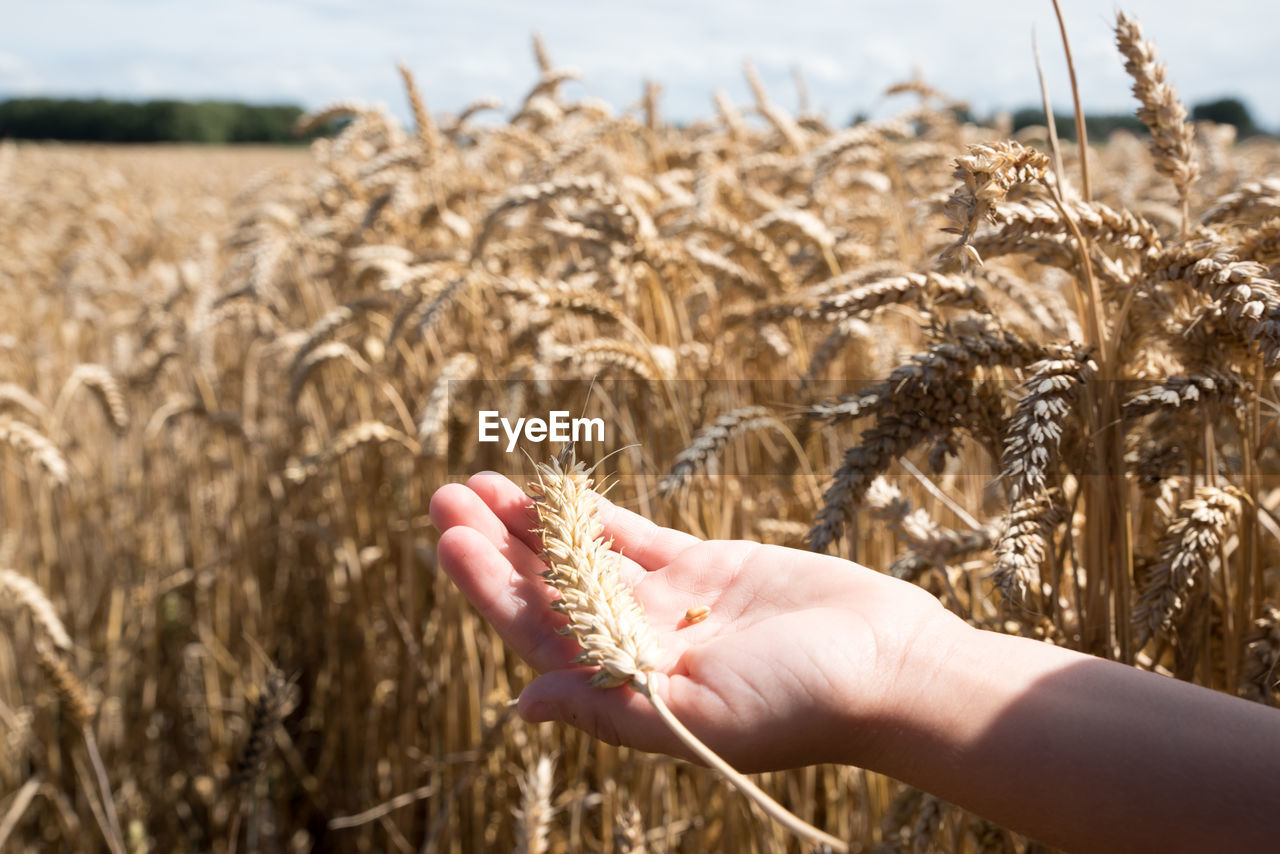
[466,470,700,571]
[462,471,542,551]
[430,481,516,543]
[593,493,701,569]
[430,482,546,580]
[517,670,691,760]
[436,526,579,672]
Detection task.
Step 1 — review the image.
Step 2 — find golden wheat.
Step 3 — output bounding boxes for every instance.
[2,9,1279,849]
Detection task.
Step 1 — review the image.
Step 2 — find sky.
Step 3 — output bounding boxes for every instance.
[2,1,1277,129]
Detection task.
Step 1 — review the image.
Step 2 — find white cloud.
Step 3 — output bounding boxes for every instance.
[2,1,1276,128]
[0,50,44,93]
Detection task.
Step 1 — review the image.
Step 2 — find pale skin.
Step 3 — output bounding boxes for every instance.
[430,472,1280,854]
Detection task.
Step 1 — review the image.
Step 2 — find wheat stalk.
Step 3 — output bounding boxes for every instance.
[0,383,48,426]
[417,353,479,456]
[1123,372,1248,420]
[1115,11,1199,234]
[529,452,848,852]
[1,568,73,651]
[1202,180,1280,226]
[1133,486,1242,646]
[231,667,294,789]
[682,212,796,292]
[809,321,1061,552]
[991,490,1066,608]
[1239,604,1280,705]
[35,643,93,727]
[289,296,389,370]
[397,63,439,156]
[293,101,371,136]
[864,479,1002,583]
[71,357,140,420]
[553,339,674,383]
[613,798,648,853]
[941,141,1050,267]
[1001,354,1094,503]
[34,641,124,854]
[743,62,806,155]
[0,417,69,486]
[512,755,556,854]
[804,317,876,386]
[658,406,783,497]
[529,455,661,688]
[730,272,982,327]
[284,421,419,485]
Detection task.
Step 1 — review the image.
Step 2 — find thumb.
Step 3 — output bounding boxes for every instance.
[517,668,688,759]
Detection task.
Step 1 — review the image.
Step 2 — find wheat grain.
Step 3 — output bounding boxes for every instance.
[0,383,48,425]
[991,490,1066,607]
[941,141,1050,267]
[35,644,93,727]
[658,406,782,496]
[0,417,69,485]
[1235,218,1280,265]
[684,240,769,297]
[804,317,875,386]
[293,101,371,136]
[397,63,439,157]
[387,274,470,348]
[285,421,419,485]
[553,339,672,383]
[529,455,660,688]
[1123,371,1248,420]
[54,364,129,433]
[730,272,983,327]
[289,297,390,374]
[417,353,479,456]
[681,211,796,292]
[513,755,555,854]
[1148,241,1280,363]
[1115,12,1199,229]
[1,568,72,651]
[1201,180,1280,226]
[994,199,1162,256]
[743,62,807,154]
[1002,354,1094,502]
[712,90,747,139]
[810,322,1061,552]
[474,175,631,258]
[231,668,294,789]
[807,120,910,196]
[1239,604,1280,705]
[1133,487,1242,646]
[613,799,647,853]
[530,453,847,852]
[288,341,373,404]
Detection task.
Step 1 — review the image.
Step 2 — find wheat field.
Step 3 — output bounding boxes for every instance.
[2,13,1280,852]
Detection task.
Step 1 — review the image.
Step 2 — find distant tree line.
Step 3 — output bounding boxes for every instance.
[1009,97,1263,139]
[0,98,312,143]
[2,94,1266,145]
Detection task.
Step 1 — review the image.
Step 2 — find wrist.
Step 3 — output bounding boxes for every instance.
[847,605,979,774]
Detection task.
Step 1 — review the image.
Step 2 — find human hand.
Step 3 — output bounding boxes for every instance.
[429,471,963,772]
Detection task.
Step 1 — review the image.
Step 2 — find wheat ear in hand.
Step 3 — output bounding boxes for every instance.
[528,452,848,853]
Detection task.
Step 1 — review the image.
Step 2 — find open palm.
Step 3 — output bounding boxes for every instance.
[429,471,951,772]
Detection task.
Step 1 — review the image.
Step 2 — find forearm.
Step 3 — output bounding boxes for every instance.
[866,616,1280,853]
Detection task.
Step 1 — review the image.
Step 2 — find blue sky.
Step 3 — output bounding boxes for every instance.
[2,1,1276,128]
